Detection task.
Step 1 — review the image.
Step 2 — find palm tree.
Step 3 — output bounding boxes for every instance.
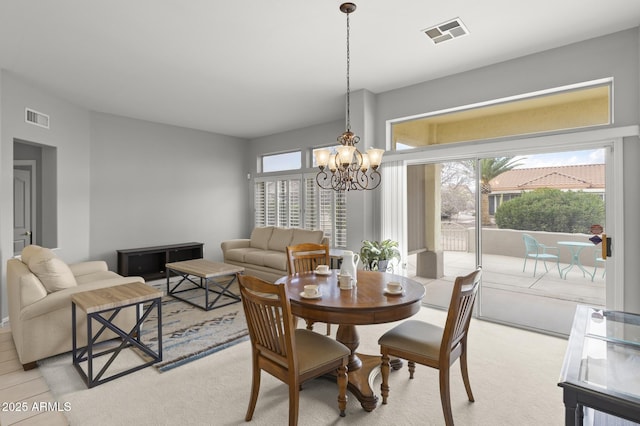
[477,157,523,226]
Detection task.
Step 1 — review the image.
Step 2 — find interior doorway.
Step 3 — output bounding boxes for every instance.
[13,139,58,252]
[13,162,36,254]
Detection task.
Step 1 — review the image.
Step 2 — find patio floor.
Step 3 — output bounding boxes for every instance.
[404,251,605,336]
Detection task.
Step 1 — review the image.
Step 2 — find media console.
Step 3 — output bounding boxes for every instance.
[117,242,204,281]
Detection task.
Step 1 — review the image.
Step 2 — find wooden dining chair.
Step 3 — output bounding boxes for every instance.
[286,243,330,276]
[378,267,482,426]
[238,274,349,426]
[286,243,332,335]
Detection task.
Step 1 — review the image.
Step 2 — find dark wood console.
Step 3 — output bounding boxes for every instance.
[117,242,204,281]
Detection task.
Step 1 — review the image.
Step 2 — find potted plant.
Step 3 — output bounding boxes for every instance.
[360,239,401,272]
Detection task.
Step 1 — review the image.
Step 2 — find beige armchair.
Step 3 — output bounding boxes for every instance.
[7,245,143,369]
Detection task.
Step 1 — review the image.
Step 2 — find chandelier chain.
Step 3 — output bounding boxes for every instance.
[345,10,351,132]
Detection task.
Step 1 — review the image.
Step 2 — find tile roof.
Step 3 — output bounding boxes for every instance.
[489,164,604,191]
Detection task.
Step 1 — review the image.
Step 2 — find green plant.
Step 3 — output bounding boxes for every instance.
[495,188,604,233]
[360,239,401,271]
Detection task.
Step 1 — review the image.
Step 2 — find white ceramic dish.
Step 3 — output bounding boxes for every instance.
[384,287,404,295]
[314,269,331,276]
[300,291,322,299]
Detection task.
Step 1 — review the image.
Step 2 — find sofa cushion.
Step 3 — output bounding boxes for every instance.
[268,228,294,252]
[20,245,44,265]
[263,251,288,271]
[250,226,274,250]
[28,251,78,293]
[244,250,267,267]
[225,248,263,263]
[290,229,324,246]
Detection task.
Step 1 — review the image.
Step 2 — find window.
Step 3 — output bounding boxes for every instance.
[255,175,347,248]
[392,81,612,150]
[262,151,301,173]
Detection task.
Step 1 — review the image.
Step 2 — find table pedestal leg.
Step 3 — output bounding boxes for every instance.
[335,324,398,412]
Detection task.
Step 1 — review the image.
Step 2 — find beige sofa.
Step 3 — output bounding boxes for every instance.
[7,245,144,369]
[221,227,327,282]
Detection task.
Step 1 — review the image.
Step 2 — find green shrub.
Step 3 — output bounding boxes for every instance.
[494,188,604,233]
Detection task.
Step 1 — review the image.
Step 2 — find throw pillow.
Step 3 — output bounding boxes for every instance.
[28,251,77,293]
[20,245,43,265]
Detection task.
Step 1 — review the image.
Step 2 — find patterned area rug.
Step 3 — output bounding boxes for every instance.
[141,279,248,372]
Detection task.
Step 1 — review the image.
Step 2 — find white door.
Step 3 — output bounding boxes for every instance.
[13,168,32,254]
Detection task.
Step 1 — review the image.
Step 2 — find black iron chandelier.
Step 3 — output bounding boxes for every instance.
[314,2,384,192]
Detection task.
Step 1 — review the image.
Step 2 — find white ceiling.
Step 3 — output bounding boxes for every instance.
[1,1,639,139]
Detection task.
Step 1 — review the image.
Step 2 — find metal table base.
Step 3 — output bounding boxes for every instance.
[72,296,162,388]
[167,272,241,311]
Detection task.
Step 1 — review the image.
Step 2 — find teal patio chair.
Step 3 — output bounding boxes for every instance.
[522,234,561,277]
[592,249,606,282]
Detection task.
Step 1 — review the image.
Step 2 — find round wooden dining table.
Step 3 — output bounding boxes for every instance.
[275,269,426,411]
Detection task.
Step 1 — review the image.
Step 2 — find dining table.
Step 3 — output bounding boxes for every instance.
[275,269,426,411]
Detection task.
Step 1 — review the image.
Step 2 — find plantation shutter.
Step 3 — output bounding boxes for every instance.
[288,179,301,228]
[254,181,266,227]
[265,181,276,226]
[255,175,346,248]
[304,177,318,230]
[334,190,347,247]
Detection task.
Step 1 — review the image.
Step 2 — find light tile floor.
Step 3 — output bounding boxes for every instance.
[0,327,68,426]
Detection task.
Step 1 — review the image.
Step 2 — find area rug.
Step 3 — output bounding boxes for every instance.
[140,279,249,371]
[39,279,248,378]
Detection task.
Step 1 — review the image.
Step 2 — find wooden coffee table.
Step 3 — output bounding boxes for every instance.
[71,282,163,388]
[165,259,244,311]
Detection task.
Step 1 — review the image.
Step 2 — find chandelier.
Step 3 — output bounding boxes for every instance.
[314,3,384,192]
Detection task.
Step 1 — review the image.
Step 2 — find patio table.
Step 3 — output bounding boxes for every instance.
[557,241,595,279]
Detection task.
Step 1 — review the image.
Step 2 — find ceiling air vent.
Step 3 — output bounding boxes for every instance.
[25,108,50,129]
[423,18,469,45]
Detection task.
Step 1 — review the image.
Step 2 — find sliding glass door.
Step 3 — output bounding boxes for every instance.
[477,148,607,335]
[405,145,612,335]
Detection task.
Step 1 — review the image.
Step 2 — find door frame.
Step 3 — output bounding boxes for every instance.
[382,125,636,312]
[14,160,37,249]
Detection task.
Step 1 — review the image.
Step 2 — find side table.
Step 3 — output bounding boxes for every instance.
[71,282,163,388]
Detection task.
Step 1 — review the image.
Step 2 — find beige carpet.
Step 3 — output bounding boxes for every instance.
[39,306,568,425]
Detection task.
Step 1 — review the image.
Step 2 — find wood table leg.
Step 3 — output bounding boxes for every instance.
[335,324,381,411]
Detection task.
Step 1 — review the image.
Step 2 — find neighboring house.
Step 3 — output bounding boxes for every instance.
[487,164,605,215]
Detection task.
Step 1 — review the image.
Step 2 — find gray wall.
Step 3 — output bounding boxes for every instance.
[1,70,92,319]
[89,112,248,269]
[0,72,249,321]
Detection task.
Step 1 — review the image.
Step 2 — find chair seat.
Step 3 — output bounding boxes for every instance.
[526,253,558,259]
[378,320,442,361]
[295,329,350,374]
